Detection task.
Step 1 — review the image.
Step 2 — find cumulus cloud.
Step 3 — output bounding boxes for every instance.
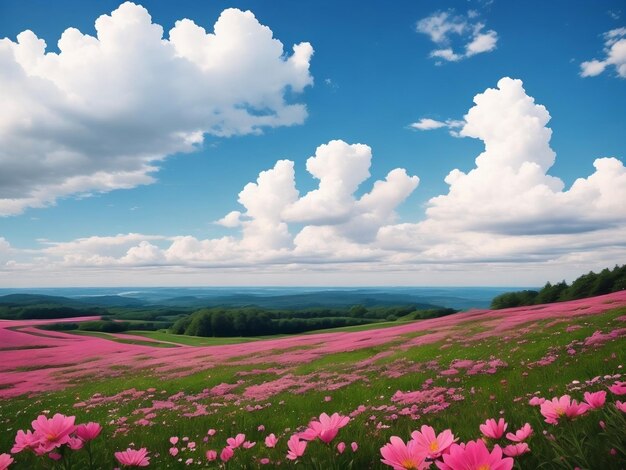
[0,2,313,215]
[580,27,626,78]
[416,10,498,62]
[4,78,626,284]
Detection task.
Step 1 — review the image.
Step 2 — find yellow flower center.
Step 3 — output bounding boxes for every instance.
[477,465,490,470]
[401,460,418,469]
[429,441,439,452]
[555,406,565,416]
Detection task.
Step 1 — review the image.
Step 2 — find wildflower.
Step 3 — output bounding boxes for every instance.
[220,447,234,462]
[583,391,606,409]
[169,447,178,457]
[528,397,545,406]
[479,418,507,439]
[207,429,216,436]
[304,412,350,444]
[75,423,102,442]
[114,448,150,467]
[337,442,346,454]
[505,423,532,442]
[608,381,626,395]
[260,458,270,464]
[226,433,245,449]
[540,395,588,424]
[243,441,256,449]
[437,440,513,470]
[616,401,626,413]
[502,443,530,457]
[11,430,40,454]
[169,437,179,445]
[265,434,278,448]
[411,425,457,459]
[206,450,217,461]
[68,437,84,450]
[351,442,359,452]
[286,435,307,461]
[380,436,428,470]
[0,454,14,470]
[31,413,76,452]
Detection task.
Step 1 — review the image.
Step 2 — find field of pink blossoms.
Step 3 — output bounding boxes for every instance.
[0,292,625,469]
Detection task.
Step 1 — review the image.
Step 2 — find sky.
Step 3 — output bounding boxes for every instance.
[0,0,625,287]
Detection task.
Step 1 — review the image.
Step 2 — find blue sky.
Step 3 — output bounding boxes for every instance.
[0,0,624,286]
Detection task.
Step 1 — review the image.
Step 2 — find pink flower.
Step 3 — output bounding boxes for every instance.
[436,440,513,470]
[187,441,196,450]
[380,436,428,470]
[226,433,245,449]
[0,454,14,470]
[479,418,508,439]
[305,412,350,444]
[114,448,150,467]
[48,452,62,461]
[185,458,193,465]
[243,441,256,449]
[169,447,179,457]
[503,443,530,457]
[411,425,457,459]
[584,391,606,409]
[351,442,358,452]
[540,395,588,424]
[608,381,626,395]
[220,447,234,462]
[31,413,76,452]
[265,433,278,448]
[505,423,533,442]
[206,450,217,461]
[260,458,270,464]
[528,397,545,406]
[286,435,307,461]
[169,436,179,445]
[257,425,265,432]
[68,437,84,450]
[11,430,40,453]
[207,429,216,436]
[337,442,346,454]
[616,401,626,413]
[75,423,102,442]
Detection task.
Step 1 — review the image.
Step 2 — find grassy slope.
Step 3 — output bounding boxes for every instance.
[0,304,624,469]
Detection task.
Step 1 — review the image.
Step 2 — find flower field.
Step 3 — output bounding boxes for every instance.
[1,292,625,469]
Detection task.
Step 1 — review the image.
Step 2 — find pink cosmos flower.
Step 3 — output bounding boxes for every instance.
[114,448,150,467]
[169,436,179,445]
[411,425,457,459]
[68,437,84,450]
[608,381,626,395]
[243,441,256,449]
[528,397,545,406]
[436,440,513,470]
[257,425,265,432]
[260,458,270,464]
[11,430,40,453]
[206,450,217,461]
[502,443,530,457]
[169,447,179,457]
[0,454,14,470]
[265,434,278,448]
[207,429,216,436]
[48,452,62,461]
[286,435,307,461]
[31,413,76,452]
[505,423,533,442]
[583,391,606,409]
[75,423,102,442]
[351,442,358,452]
[380,436,429,470]
[616,401,626,413]
[220,447,234,462]
[479,418,508,439]
[187,441,196,450]
[305,412,350,444]
[226,433,245,449]
[337,442,346,454]
[540,395,588,424]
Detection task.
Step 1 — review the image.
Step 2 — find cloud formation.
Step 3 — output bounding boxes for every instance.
[416,10,498,63]
[409,118,464,136]
[580,27,626,78]
[2,78,625,284]
[0,2,313,215]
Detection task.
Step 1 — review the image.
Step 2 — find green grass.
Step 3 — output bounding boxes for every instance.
[0,306,625,469]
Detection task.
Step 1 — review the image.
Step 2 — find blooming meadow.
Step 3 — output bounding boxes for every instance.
[1,292,625,468]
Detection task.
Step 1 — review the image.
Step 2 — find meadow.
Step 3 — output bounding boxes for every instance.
[1,292,625,469]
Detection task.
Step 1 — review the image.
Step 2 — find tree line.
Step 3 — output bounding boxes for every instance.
[490,264,626,309]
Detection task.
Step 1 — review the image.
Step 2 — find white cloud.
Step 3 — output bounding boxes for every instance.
[580,27,626,78]
[409,118,464,136]
[4,78,626,285]
[416,10,498,62]
[0,2,313,215]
